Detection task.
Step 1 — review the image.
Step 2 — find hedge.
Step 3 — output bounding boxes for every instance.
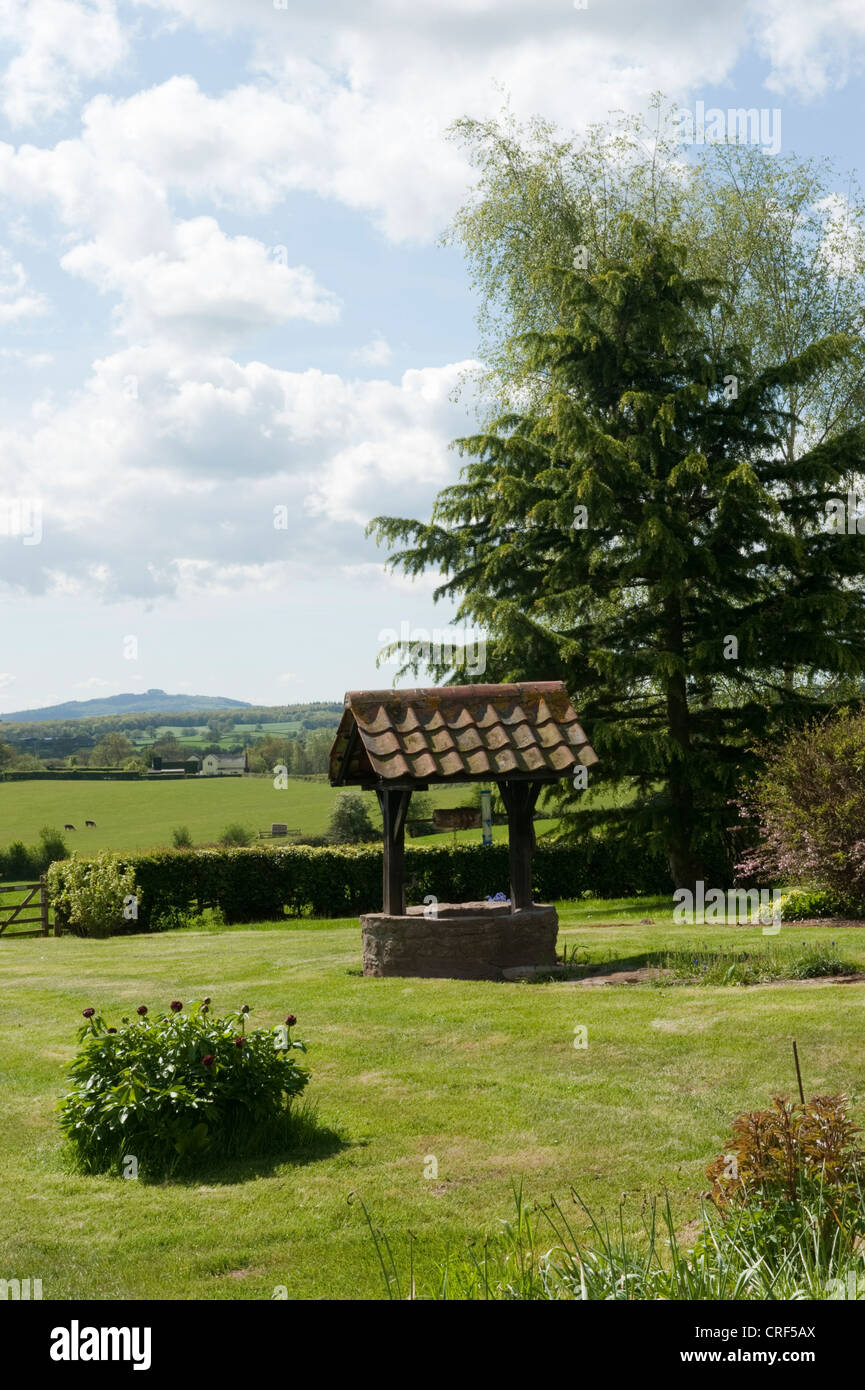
[46,836,682,929]
[0,769,143,781]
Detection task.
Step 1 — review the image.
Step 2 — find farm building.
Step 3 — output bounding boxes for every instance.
[148,755,202,776]
[200,752,247,776]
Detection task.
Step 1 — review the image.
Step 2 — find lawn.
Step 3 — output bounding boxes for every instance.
[0,776,556,854]
[2,903,864,1300]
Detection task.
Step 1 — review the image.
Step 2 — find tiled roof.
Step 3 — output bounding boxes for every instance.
[329,682,598,786]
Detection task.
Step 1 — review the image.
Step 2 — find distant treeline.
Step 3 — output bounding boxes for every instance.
[0,702,344,759]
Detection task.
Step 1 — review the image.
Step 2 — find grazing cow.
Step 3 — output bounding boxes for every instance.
[64,824,76,830]
[85,820,96,827]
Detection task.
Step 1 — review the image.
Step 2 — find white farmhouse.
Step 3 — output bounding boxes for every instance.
[200,752,248,776]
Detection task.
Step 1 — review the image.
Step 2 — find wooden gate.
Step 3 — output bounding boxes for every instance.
[0,878,51,937]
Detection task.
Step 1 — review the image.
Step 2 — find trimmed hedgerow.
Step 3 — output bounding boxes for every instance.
[0,769,143,781]
[46,836,683,929]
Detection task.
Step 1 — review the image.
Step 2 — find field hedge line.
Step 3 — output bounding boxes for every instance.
[46,837,686,927]
[0,769,143,781]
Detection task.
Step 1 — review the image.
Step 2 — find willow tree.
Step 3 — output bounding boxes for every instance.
[371,215,865,889]
[444,97,865,465]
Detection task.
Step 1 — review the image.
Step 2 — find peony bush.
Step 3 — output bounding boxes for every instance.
[60,999,309,1177]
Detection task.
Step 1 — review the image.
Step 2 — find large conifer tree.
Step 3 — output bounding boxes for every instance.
[371,218,865,889]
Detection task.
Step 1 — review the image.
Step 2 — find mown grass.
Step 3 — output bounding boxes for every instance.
[2,904,865,1300]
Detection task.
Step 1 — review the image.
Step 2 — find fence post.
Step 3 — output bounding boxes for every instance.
[39,875,50,936]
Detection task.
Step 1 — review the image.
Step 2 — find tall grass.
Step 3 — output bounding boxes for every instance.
[659,940,856,985]
[539,939,858,985]
[356,1179,865,1300]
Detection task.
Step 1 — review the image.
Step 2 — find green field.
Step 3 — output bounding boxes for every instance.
[0,776,556,854]
[134,720,305,747]
[2,903,863,1299]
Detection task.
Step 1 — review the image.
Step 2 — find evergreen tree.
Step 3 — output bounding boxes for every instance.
[371,217,865,889]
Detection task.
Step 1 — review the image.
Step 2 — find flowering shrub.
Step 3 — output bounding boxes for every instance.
[59,1000,309,1177]
[45,852,138,938]
[737,709,865,902]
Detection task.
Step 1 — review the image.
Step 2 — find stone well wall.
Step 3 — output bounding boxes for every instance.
[360,900,558,981]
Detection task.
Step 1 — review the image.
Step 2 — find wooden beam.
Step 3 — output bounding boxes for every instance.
[334,723,359,785]
[497,779,541,910]
[376,787,412,914]
[39,874,50,937]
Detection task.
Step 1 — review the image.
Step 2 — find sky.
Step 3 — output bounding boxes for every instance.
[1,0,865,712]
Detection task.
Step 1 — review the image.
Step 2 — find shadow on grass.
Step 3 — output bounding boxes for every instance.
[163,1120,351,1187]
[66,1102,352,1187]
[159,1103,352,1187]
[538,940,860,985]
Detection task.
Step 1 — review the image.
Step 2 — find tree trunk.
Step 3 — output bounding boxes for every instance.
[664,595,704,893]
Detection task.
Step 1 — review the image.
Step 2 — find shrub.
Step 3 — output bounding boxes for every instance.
[219,822,253,847]
[59,1001,309,1177]
[0,825,70,879]
[777,887,865,921]
[45,853,138,938]
[739,707,865,900]
[171,825,193,849]
[3,840,33,879]
[706,1094,865,1259]
[327,791,377,845]
[38,825,69,866]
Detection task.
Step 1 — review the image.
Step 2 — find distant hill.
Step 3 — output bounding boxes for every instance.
[1,690,252,723]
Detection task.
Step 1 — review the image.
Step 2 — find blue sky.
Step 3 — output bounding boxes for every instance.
[0,0,864,712]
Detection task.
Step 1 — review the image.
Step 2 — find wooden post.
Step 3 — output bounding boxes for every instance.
[377,788,412,914]
[498,781,541,910]
[39,874,50,937]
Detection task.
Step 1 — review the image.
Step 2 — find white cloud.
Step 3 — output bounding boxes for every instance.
[352,335,393,366]
[0,673,16,689]
[0,0,127,126]
[755,0,865,98]
[0,247,49,323]
[0,347,480,598]
[0,7,748,256]
[61,216,341,347]
[73,675,112,688]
